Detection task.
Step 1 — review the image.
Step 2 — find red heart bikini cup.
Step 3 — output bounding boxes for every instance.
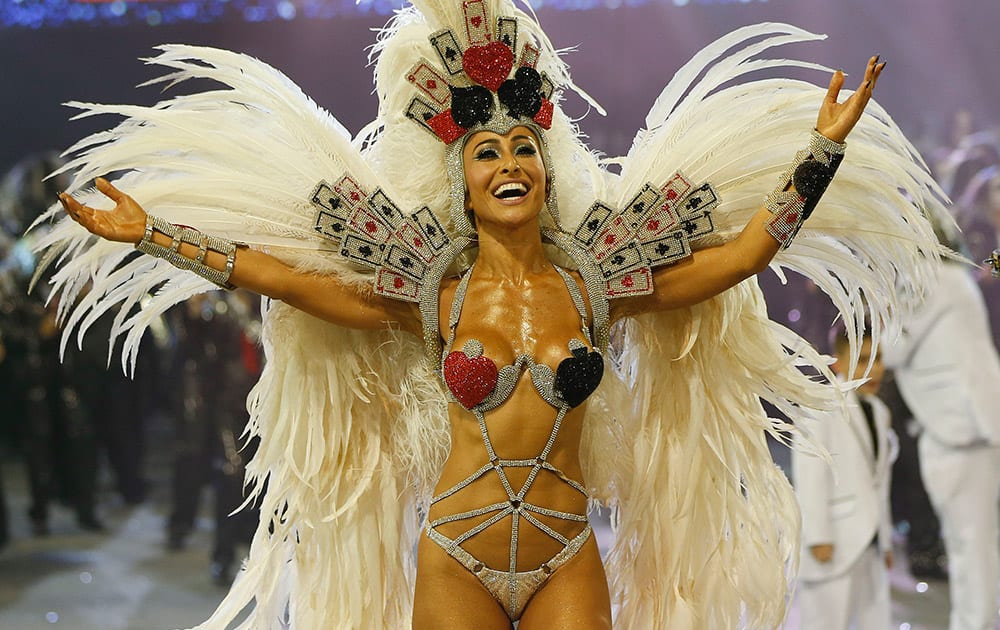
[443,350,499,408]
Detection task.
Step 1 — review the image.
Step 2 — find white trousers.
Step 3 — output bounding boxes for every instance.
[919,437,1000,630]
[796,545,890,630]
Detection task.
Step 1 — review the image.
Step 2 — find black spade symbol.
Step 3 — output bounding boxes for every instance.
[554,346,604,408]
[587,218,600,231]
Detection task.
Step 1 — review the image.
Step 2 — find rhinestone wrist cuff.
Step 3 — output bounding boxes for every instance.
[765,130,846,249]
[135,214,236,289]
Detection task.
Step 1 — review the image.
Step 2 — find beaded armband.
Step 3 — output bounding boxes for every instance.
[764,130,846,248]
[135,215,237,289]
[987,250,1000,279]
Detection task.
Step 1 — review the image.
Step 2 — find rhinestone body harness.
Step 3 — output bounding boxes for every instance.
[426,264,601,620]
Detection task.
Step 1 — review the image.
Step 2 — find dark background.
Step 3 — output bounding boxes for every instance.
[2,0,998,175]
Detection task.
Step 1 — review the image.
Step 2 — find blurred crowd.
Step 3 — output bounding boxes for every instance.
[0,108,998,611]
[0,153,264,584]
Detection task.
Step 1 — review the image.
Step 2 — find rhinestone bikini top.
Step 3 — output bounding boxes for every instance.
[440,265,604,411]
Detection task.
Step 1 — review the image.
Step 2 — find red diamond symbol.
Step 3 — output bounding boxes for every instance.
[471,16,482,27]
[350,192,360,201]
[393,276,404,289]
[666,190,677,200]
[365,221,377,234]
[647,220,659,231]
[414,237,423,248]
[427,80,437,90]
[604,234,616,245]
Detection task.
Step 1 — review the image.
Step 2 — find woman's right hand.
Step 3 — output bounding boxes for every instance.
[58,177,148,244]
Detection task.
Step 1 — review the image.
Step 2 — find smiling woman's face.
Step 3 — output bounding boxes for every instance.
[461,125,547,231]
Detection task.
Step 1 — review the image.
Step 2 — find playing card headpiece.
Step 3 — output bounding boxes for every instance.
[366,0,605,237]
[404,0,556,144]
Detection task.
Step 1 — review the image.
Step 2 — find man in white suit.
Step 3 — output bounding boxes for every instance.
[793,332,895,630]
[883,259,1000,630]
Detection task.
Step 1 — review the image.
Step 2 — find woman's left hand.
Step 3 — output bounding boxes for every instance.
[816,55,886,144]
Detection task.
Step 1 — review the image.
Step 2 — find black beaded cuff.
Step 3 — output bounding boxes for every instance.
[765,130,846,248]
[135,215,236,289]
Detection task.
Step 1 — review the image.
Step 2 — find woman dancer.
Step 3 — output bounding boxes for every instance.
[41,0,945,627]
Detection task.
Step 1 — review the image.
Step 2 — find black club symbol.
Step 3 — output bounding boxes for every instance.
[587,219,600,231]
[359,245,374,258]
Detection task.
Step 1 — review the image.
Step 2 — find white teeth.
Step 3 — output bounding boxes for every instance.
[493,182,528,198]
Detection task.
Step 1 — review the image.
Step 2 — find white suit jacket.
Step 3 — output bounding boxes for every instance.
[792,390,894,581]
[882,262,1000,446]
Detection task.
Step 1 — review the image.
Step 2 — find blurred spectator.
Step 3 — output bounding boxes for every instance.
[879,371,947,580]
[164,291,262,585]
[882,257,1000,630]
[792,330,895,630]
[0,152,104,535]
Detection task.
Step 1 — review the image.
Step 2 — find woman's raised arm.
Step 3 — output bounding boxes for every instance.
[612,55,886,320]
[59,178,421,335]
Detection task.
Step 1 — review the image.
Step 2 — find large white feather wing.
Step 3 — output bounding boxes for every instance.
[32,44,379,370]
[587,23,948,629]
[30,46,446,629]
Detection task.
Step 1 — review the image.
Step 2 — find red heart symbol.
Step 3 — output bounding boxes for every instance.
[471,16,482,28]
[443,350,498,408]
[426,79,437,89]
[463,42,514,91]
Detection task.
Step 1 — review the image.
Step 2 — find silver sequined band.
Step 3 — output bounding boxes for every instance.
[135,215,236,289]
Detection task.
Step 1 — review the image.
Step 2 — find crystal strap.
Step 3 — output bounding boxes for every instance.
[135,215,236,289]
[765,130,846,249]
